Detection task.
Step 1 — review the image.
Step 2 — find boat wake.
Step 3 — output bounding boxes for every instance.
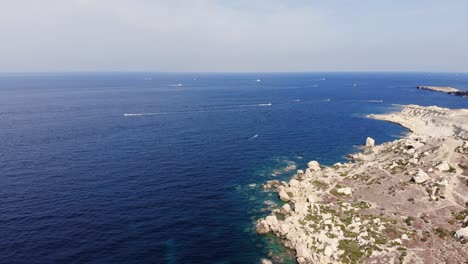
[248,134,259,140]
[123,112,167,116]
[123,103,272,117]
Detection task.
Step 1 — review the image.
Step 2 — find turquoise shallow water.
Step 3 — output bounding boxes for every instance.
[0,72,467,263]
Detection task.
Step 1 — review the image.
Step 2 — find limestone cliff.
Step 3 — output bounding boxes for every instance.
[257,105,468,264]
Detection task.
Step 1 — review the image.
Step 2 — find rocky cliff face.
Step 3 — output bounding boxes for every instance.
[370,105,468,139]
[257,105,468,264]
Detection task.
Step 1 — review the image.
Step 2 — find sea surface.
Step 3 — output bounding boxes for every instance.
[0,73,467,264]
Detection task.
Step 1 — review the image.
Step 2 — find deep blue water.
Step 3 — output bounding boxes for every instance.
[0,73,467,264]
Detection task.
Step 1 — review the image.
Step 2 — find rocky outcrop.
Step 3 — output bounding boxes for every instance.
[257,105,468,264]
[417,85,468,98]
[366,137,375,148]
[307,161,321,172]
[435,161,450,172]
[455,227,468,240]
[412,169,430,184]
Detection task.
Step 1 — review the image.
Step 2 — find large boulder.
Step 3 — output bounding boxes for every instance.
[280,204,291,215]
[412,169,430,184]
[337,187,353,195]
[307,161,321,172]
[455,227,468,240]
[260,259,273,264]
[278,187,291,201]
[436,161,450,172]
[366,137,375,148]
[265,215,280,232]
[256,219,270,234]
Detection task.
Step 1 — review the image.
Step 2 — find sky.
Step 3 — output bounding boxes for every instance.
[0,0,467,72]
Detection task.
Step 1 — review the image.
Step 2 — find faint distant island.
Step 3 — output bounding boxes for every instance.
[417,86,468,98]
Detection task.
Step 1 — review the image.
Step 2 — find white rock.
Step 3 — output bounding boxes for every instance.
[337,187,353,195]
[278,187,291,201]
[280,204,291,215]
[427,167,434,173]
[333,162,343,167]
[366,137,375,148]
[265,215,279,232]
[324,245,333,257]
[256,219,270,234]
[297,169,304,175]
[409,158,418,164]
[423,151,430,156]
[455,227,468,239]
[307,160,321,171]
[401,234,409,240]
[436,161,450,172]
[412,169,430,184]
[438,179,449,186]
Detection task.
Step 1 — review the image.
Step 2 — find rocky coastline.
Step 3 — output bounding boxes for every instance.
[417,86,468,98]
[257,105,468,264]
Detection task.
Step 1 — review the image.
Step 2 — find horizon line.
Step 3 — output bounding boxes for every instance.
[0,70,467,75]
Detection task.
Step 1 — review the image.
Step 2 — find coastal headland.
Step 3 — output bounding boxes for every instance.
[257,105,468,264]
[417,86,468,98]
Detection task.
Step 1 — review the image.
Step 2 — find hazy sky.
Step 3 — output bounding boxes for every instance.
[1,0,467,72]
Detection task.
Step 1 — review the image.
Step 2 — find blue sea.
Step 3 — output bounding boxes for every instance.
[0,73,467,264]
